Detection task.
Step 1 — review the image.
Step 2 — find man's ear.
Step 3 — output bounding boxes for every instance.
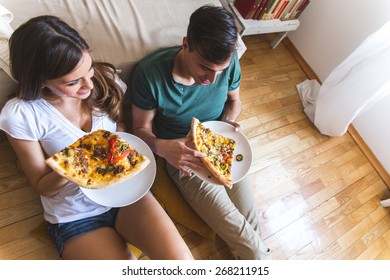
[182,37,189,50]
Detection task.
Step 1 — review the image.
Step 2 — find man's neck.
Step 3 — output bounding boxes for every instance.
[172,49,195,86]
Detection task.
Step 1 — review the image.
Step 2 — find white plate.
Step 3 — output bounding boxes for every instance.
[192,121,253,185]
[81,132,156,207]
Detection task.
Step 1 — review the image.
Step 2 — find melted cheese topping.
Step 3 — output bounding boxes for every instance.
[196,122,235,177]
[53,130,146,186]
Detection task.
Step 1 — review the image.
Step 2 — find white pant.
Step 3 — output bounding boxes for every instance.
[166,163,272,260]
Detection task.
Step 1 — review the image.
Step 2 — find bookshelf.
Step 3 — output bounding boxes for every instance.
[220,0,300,49]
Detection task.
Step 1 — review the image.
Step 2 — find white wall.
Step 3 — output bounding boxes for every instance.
[287,0,390,173]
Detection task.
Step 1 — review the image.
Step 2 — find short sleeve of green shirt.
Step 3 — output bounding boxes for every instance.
[228,52,241,92]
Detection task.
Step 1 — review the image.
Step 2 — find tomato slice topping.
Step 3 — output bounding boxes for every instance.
[108,139,116,164]
[225,155,233,164]
[108,138,132,164]
[112,149,132,164]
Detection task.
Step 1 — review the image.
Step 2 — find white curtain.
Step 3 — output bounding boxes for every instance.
[296,20,390,137]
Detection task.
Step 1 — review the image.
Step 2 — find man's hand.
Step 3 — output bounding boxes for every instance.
[158,135,205,176]
[224,119,241,132]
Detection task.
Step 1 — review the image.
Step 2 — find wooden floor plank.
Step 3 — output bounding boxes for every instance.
[0,186,40,211]
[0,174,30,195]
[0,215,44,247]
[0,199,43,228]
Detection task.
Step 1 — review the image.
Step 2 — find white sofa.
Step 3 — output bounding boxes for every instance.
[0,0,246,110]
[0,0,247,242]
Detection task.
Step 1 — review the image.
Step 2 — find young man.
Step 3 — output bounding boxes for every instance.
[130,5,271,260]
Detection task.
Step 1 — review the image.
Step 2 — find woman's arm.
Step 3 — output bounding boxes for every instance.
[6,135,69,197]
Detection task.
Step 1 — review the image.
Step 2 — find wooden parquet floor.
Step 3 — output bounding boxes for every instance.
[1,34,390,260]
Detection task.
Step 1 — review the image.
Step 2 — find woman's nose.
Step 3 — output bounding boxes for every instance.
[82,77,94,89]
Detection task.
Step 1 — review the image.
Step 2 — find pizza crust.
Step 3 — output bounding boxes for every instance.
[191,118,233,188]
[45,157,90,187]
[201,156,233,188]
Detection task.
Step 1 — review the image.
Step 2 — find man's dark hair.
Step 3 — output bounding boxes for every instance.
[187,5,238,64]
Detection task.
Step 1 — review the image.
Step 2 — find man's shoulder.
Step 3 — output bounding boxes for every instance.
[139,46,181,66]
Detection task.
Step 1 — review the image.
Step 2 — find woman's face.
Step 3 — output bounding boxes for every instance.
[43,52,94,99]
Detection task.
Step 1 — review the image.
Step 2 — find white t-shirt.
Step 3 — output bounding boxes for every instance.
[0,98,116,223]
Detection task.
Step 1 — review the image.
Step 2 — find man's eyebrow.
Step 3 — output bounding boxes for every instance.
[200,63,214,71]
[200,62,228,72]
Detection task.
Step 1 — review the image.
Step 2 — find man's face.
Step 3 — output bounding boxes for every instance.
[183,38,232,85]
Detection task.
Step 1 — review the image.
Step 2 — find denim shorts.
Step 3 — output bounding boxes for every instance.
[46,208,119,256]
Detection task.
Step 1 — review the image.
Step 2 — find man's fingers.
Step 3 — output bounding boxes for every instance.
[181,165,193,176]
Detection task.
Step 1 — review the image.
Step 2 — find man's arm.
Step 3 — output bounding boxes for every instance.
[116,102,126,132]
[220,87,242,131]
[131,104,204,175]
[130,104,158,151]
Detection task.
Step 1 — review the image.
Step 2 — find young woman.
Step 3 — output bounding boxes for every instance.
[0,15,193,260]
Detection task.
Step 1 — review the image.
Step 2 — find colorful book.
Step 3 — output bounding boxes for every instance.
[293,0,310,19]
[254,0,272,20]
[234,0,262,19]
[282,0,302,20]
[261,0,277,19]
[274,0,290,19]
[247,0,265,19]
[252,0,266,19]
[279,0,296,20]
[268,0,284,19]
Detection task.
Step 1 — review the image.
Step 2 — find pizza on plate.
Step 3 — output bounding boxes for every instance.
[191,117,236,188]
[45,129,150,189]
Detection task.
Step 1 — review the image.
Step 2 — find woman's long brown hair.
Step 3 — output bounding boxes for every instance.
[9,15,124,122]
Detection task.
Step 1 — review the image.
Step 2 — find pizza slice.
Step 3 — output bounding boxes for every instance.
[191,117,236,188]
[45,129,150,189]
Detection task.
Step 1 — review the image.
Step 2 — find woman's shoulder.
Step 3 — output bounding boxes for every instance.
[2,97,27,113]
[2,97,42,115]
[1,97,46,131]
[0,98,41,140]
[3,97,39,107]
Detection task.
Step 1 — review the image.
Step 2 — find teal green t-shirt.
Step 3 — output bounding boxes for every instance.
[131,46,241,139]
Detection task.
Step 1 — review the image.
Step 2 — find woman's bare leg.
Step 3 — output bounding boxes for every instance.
[115,192,194,260]
[62,227,136,260]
